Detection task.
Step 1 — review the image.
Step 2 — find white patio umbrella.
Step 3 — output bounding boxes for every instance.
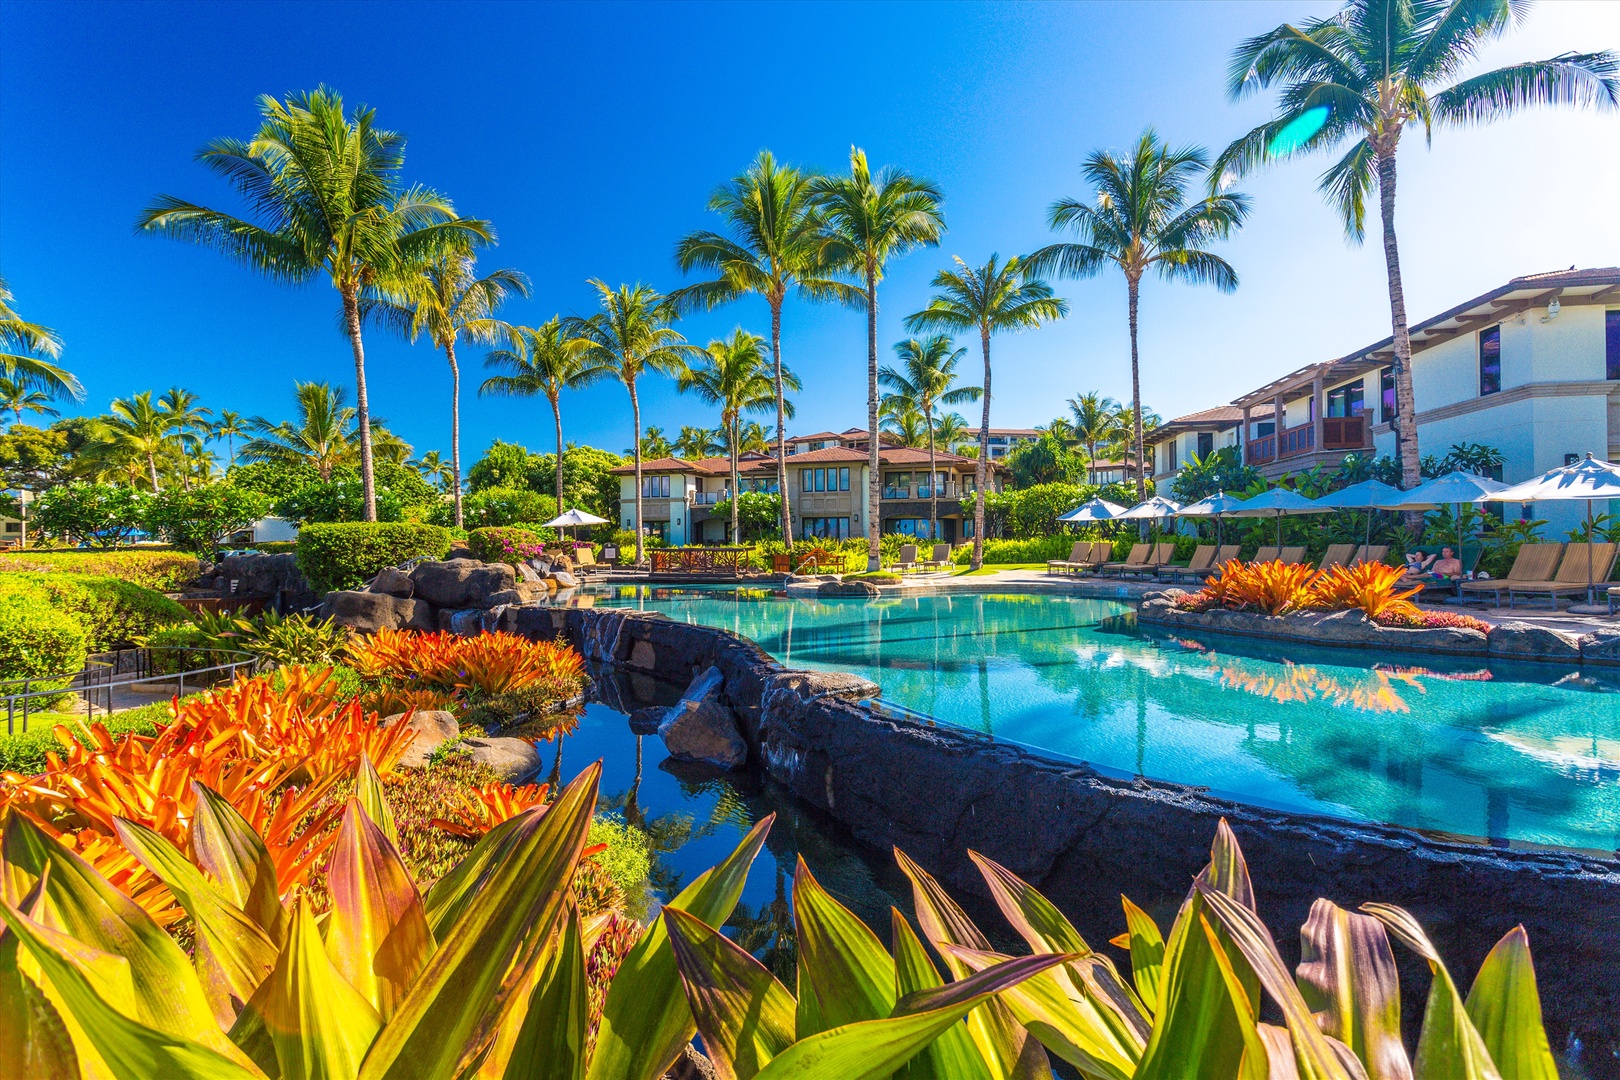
[542,508,610,546]
[1229,487,1330,549]
[1176,491,1247,546]
[1483,454,1620,607]
[1117,496,1182,540]
[1375,471,1509,553]
[1313,478,1402,547]
[1057,497,1129,523]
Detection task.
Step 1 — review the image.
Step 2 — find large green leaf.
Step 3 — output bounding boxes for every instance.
[891,910,992,1080]
[1119,896,1164,1018]
[1295,899,1410,1080]
[664,906,796,1080]
[1,896,264,1080]
[355,755,399,846]
[500,905,588,1080]
[360,763,599,1080]
[1132,893,1250,1080]
[245,901,381,1080]
[1197,914,1272,1080]
[1462,926,1557,1080]
[1362,904,1501,1080]
[191,783,286,943]
[325,799,434,1022]
[893,847,1052,1080]
[1,814,261,1070]
[0,867,81,1080]
[792,856,895,1029]
[422,810,536,940]
[114,817,279,1024]
[1195,820,1255,911]
[754,953,1070,1080]
[587,813,773,1080]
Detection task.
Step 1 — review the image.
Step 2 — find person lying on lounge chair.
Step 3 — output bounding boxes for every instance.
[1402,546,1463,585]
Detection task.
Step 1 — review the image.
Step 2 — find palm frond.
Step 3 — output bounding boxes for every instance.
[1431,52,1620,124]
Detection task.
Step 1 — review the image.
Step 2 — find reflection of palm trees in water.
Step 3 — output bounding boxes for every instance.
[1135,670,1147,777]
[724,864,796,982]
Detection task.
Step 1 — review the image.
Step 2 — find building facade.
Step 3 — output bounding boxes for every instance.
[1145,405,1274,487]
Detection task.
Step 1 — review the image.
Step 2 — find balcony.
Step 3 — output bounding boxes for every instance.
[688,490,724,506]
[1246,414,1369,466]
[914,483,959,498]
[882,486,911,499]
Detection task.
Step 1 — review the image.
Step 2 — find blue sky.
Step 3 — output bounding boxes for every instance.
[2,0,1616,466]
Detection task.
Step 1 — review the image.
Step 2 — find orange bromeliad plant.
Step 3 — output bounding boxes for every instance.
[1306,561,1422,619]
[1197,559,1320,615]
[432,779,552,838]
[349,628,587,701]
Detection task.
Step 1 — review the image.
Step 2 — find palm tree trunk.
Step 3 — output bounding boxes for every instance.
[974,327,991,571]
[146,452,160,493]
[865,267,881,572]
[926,408,939,545]
[1128,276,1145,503]
[1378,150,1421,494]
[1087,439,1097,487]
[729,416,740,544]
[630,378,643,565]
[342,286,378,522]
[769,297,791,544]
[445,339,463,529]
[550,394,565,511]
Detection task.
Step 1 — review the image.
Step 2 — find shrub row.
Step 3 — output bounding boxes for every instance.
[0,572,190,651]
[0,594,87,689]
[295,522,454,593]
[0,549,201,591]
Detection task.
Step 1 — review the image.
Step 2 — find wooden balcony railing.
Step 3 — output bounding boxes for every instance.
[1246,414,1370,465]
[1322,414,1368,450]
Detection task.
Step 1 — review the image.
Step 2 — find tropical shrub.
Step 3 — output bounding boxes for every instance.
[0,593,87,688]
[0,700,169,774]
[296,521,453,593]
[0,571,190,650]
[468,525,548,564]
[437,486,558,529]
[950,535,1079,565]
[349,629,587,714]
[277,474,407,523]
[230,609,350,666]
[1307,562,1421,619]
[1374,608,1495,634]
[709,490,784,541]
[141,481,272,554]
[31,480,148,546]
[0,548,201,590]
[1198,559,1320,615]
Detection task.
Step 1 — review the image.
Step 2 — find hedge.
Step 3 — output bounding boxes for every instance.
[467,526,548,565]
[0,573,191,652]
[0,699,173,775]
[296,522,454,593]
[951,536,1078,565]
[0,595,88,690]
[0,550,201,591]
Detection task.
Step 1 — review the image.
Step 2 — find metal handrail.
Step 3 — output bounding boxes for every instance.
[3,647,263,736]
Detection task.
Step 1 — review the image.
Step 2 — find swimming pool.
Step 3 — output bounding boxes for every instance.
[585,585,1620,854]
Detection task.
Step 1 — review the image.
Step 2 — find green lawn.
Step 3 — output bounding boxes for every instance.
[951,562,1048,576]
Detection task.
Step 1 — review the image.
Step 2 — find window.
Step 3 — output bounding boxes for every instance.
[1326,383,1365,417]
[800,517,850,539]
[1607,310,1620,380]
[641,475,670,498]
[838,467,850,491]
[1380,367,1397,423]
[1167,440,1177,471]
[817,469,827,492]
[1479,325,1501,396]
[1197,432,1214,459]
[645,521,669,541]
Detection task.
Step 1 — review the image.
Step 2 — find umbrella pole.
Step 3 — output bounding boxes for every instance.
[1276,513,1282,551]
[1587,498,1596,605]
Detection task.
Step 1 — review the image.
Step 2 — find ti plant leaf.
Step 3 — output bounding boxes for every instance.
[664,906,797,1080]
[792,856,896,1031]
[1462,927,1558,1080]
[891,910,992,1080]
[499,905,590,1080]
[1133,891,1253,1080]
[355,754,399,846]
[1118,896,1165,1018]
[190,782,286,944]
[1295,899,1411,1080]
[1195,819,1255,911]
[0,865,81,1080]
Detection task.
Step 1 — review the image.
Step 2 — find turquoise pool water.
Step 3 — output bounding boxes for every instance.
[586,585,1620,854]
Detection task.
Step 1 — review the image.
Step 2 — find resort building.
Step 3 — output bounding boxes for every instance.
[1157,267,1619,530]
[1145,405,1275,486]
[612,446,1005,544]
[983,427,1041,459]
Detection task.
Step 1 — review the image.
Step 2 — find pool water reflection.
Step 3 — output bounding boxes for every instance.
[586,585,1620,853]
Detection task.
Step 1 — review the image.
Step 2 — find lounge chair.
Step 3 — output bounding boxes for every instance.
[1351,545,1390,566]
[1047,540,1090,576]
[1317,544,1356,571]
[895,543,919,574]
[572,547,607,577]
[1279,546,1306,566]
[1161,545,1216,582]
[1251,546,1281,563]
[922,543,952,571]
[1101,543,1150,576]
[1180,545,1243,582]
[1121,542,1176,577]
[1458,543,1562,607]
[1507,543,1618,609]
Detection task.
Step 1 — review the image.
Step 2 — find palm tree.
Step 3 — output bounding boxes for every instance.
[138,87,492,520]
[0,276,81,401]
[412,449,456,492]
[677,328,800,544]
[628,427,674,460]
[814,148,945,569]
[880,336,981,541]
[212,410,247,467]
[369,425,413,466]
[673,426,724,461]
[566,282,698,564]
[1216,1,1616,490]
[156,387,212,486]
[729,420,771,458]
[481,318,611,510]
[104,391,173,491]
[1067,391,1124,484]
[0,378,59,427]
[365,251,529,526]
[240,381,358,480]
[932,412,973,456]
[906,255,1067,568]
[672,152,853,542]
[878,400,928,449]
[1027,130,1249,500]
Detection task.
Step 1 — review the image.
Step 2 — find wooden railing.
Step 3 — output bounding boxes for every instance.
[1322,414,1368,450]
[1246,433,1277,464]
[1247,415,1371,465]
[1278,423,1315,458]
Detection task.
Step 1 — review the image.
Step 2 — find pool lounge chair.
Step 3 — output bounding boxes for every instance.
[1317,544,1356,571]
[1251,546,1281,563]
[1101,543,1151,576]
[572,547,608,577]
[1161,544,1216,582]
[921,543,952,571]
[1351,545,1390,566]
[1177,545,1243,582]
[1458,543,1562,606]
[1279,546,1307,566]
[1507,543,1618,609]
[895,543,919,574]
[1121,542,1176,577]
[1047,540,1090,576]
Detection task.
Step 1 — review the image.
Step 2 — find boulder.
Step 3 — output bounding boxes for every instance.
[764,669,882,705]
[461,736,543,783]
[658,665,746,770]
[1487,622,1582,663]
[371,567,415,598]
[516,562,544,583]
[447,546,475,561]
[402,601,436,632]
[380,709,458,768]
[552,570,580,589]
[322,590,416,634]
[628,706,667,735]
[819,580,880,598]
[410,559,517,609]
[438,608,484,636]
[552,554,575,572]
[1579,630,1620,666]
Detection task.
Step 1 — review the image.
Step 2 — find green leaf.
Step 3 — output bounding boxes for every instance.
[361,763,600,1080]
[1462,926,1557,1080]
[1362,904,1501,1080]
[587,813,774,1080]
[500,905,589,1080]
[324,799,434,1022]
[891,910,992,1080]
[664,906,796,1080]
[243,901,381,1080]
[1196,819,1255,911]
[1296,899,1411,1080]
[1133,893,1250,1080]
[113,817,280,1028]
[355,754,398,846]
[190,783,285,943]
[1196,913,1272,1080]
[1120,896,1165,1018]
[792,856,895,1029]
[0,867,82,1080]
[1,813,261,1071]
[422,810,537,940]
[1,896,264,1080]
